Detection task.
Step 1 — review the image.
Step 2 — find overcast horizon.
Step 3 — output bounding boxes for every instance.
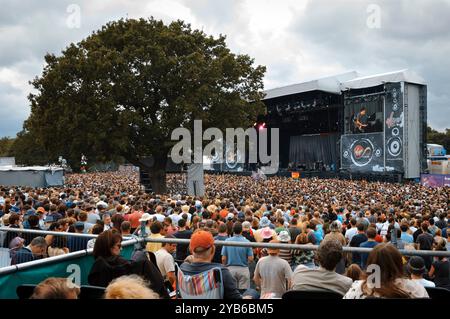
[1,0,449,138]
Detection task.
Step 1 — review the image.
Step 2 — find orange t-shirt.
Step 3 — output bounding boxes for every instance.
[128,211,143,228]
[219,209,228,219]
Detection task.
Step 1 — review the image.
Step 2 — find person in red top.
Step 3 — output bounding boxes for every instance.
[126,206,143,233]
[219,203,229,220]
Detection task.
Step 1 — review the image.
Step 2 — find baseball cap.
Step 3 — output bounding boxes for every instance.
[237,212,245,220]
[227,213,234,220]
[190,230,214,252]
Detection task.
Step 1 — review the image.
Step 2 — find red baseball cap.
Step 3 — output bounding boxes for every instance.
[190,230,214,252]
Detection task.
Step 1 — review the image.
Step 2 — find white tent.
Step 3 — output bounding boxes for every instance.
[0,166,64,188]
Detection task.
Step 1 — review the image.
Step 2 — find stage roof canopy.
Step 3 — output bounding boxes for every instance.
[341,69,426,89]
[264,71,360,100]
[263,69,426,100]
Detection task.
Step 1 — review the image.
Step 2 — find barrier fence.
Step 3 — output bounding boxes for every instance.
[0,227,449,298]
[1,227,449,260]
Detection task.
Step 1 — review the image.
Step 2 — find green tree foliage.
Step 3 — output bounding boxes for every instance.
[427,126,450,152]
[23,18,266,193]
[0,137,14,157]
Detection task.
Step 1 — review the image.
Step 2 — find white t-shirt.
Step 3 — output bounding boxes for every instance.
[170,214,181,226]
[87,238,96,250]
[155,248,175,279]
[345,227,358,243]
[412,278,435,288]
[344,279,429,299]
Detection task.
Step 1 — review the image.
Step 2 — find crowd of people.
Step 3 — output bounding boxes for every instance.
[0,170,449,299]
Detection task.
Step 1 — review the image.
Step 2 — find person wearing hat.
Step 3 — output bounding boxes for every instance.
[408,256,435,288]
[277,230,293,266]
[179,230,242,299]
[254,223,277,243]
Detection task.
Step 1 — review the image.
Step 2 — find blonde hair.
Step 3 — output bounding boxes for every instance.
[104,275,160,299]
[30,277,80,299]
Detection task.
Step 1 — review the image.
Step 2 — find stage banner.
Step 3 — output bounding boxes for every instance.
[187,163,205,196]
[420,174,450,187]
[341,133,384,173]
[291,172,300,179]
[384,83,404,172]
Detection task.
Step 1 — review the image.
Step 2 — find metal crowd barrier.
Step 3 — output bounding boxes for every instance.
[0,227,449,272]
[0,227,143,275]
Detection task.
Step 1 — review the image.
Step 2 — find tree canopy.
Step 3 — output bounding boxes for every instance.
[21,18,266,193]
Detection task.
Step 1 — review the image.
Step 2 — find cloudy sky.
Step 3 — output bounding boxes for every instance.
[0,0,449,137]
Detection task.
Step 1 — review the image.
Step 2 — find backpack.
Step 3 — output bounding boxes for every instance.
[175,264,224,299]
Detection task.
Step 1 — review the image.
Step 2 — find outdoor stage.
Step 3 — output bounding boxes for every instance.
[207,69,427,181]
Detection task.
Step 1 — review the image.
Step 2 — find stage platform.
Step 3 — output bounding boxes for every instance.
[203,169,404,183]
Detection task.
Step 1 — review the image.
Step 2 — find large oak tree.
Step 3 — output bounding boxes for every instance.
[23,18,266,193]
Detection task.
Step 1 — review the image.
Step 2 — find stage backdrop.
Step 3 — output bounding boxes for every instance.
[289,134,339,167]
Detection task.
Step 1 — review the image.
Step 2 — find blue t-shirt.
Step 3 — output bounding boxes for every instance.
[314,225,324,245]
[359,240,378,269]
[401,232,414,244]
[221,235,253,267]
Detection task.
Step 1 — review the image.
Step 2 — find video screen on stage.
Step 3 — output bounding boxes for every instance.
[344,94,383,134]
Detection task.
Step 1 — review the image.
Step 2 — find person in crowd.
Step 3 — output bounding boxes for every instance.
[155,235,177,287]
[11,236,47,265]
[120,221,132,236]
[359,227,379,270]
[345,264,365,282]
[416,222,434,270]
[277,230,293,266]
[173,218,192,263]
[3,214,21,248]
[428,240,450,290]
[87,223,104,249]
[67,221,90,252]
[323,220,346,273]
[292,232,316,270]
[344,244,429,298]
[291,239,353,296]
[221,222,254,292]
[104,275,160,299]
[30,278,80,299]
[179,230,243,299]
[253,239,292,298]
[88,229,169,298]
[212,223,229,264]
[146,221,164,253]
[407,256,435,288]
[349,222,368,267]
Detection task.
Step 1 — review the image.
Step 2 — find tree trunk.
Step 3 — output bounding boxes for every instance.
[148,166,167,194]
[144,152,168,195]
